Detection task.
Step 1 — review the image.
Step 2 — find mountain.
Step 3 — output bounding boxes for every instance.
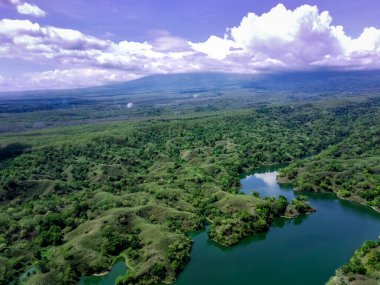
[1,70,380,118]
[92,70,380,95]
[2,70,380,99]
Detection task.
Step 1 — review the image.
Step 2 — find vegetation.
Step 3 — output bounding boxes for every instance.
[0,95,379,284]
[208,195,314,246]
[278,105,380,211]
[327,240,380,285]
[283,195,315,218]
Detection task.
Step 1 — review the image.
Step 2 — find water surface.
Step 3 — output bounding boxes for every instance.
[78,258,127,285]
[173,166,380,285]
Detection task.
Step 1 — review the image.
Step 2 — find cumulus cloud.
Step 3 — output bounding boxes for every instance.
[16,2,46,17]
[0,19,200,73]
[190,35,236,60]
[192,4,380,71]
[0,0,46,17]
[1,3,380,91]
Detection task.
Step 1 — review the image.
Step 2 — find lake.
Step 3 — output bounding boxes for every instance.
[80,165,380,285]
[173,166,380,285]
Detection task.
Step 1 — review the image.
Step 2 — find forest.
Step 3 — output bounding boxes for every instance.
[279,101,380,211]
[0,95,379,285]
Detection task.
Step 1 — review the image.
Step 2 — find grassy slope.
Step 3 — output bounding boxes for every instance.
[0,99,379,285]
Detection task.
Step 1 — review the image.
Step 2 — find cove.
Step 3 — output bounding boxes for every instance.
[78,258,127,285]
[173,166,380,285]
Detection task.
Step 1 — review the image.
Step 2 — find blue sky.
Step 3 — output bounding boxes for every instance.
[1,0,380,91]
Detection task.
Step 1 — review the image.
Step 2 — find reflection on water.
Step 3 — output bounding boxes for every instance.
[273,212,310,228]
[253,171,278,185]
[241,169,295,200]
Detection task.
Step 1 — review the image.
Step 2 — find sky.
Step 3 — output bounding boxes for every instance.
[1,0,380,91]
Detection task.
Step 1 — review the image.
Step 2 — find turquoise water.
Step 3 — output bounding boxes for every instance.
[173,167,380,285]
[78,258,127,285]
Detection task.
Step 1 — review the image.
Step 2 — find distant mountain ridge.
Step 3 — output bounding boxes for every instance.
[1,70,380,132]
[2,70,380,98]
[97,70,380,94]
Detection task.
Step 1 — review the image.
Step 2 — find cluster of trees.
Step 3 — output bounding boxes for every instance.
[102,226,142,257]
[341,240,380,275]
[115,235,192,285]
[209,210,269,246]
[208,195,314,246]
[167,236,192,273]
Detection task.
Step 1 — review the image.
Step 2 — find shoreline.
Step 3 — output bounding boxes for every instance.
[337,194,380,214]
[277,175,380,215]
[281,209,315,219]
[84,256,129,278]
[92,272,108,277]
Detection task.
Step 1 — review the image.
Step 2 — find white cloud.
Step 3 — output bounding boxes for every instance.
[190,35,236,60]
[16,2,46,17]
[1,3,380,91]
[0,0,46,17]
[191,4,352,70]
[191,4,380,71]
[0,68,141,91]
[351,27,380,53]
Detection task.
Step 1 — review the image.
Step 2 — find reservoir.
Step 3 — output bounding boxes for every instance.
[81,166,380,285]
[173,166,380,285]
